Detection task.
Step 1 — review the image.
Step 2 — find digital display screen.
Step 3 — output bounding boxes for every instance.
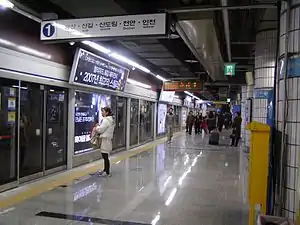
[157,103,167,134]
[163,80,202,91]
[70,48,130,91]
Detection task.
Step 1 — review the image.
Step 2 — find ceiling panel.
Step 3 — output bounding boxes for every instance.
[147,58,182,66]
[50,0,125,17]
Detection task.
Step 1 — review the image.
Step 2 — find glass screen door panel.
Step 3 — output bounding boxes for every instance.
[130,99,139,146]
[0,78,18,185]
[19,82,43,178]
[112,96,126,149]
[45,87,67,170]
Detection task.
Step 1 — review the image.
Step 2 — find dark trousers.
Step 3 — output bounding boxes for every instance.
[188,125,193,135]
[218,124,223,132]
[195,123,200,134]
[231,137,240,147]
[102,153,110,174]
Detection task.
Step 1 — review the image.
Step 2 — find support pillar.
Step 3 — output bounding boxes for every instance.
[276,1,300,221]
[253,20,277,123]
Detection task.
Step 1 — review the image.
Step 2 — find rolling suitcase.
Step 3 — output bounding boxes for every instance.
[209,130,219,145]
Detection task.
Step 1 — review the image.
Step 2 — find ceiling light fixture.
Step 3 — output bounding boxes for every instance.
[81,40,169,83]
[184,59,198,63]
[0,0,14,8]
[0,37,52,59]
[184,91,200,100]
[110,52,151,74]
[81,40,111,54]
[18,46,52,59]
[0,38,15,46]
[127,78,151,89]
[156,75,168,82]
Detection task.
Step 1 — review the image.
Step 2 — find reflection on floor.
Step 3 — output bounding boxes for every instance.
[0,131,249,225]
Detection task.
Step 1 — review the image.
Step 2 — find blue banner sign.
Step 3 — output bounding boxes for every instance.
[288,56,300,78]
[254,89,273,99]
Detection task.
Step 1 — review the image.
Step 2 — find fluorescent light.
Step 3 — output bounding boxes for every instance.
[110,52,150,73]
[81,40,111,54]
[156,75,168,82]
[0,0,14,8]
[127,78,151,89]
[18,46,51,59]
[184,91,200,100]
[0,38,15,46]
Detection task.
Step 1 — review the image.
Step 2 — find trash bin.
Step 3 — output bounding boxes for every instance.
[258,215,294,225]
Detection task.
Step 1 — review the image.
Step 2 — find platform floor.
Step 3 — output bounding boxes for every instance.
[0,131,249,225]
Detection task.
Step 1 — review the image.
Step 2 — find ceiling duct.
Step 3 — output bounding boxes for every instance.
[176,19,226,81]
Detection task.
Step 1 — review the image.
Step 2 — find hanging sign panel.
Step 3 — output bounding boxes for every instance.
[40,13,167,41]
[69,48,130,91]
[224,63,236,76]
[163,80,203,92]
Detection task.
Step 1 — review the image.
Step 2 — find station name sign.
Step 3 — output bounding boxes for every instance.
[163,80,203,92]
[69,48,129,91]
[40,13,167,41]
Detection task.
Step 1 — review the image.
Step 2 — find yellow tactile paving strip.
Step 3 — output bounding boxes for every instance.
[0,133,182,210]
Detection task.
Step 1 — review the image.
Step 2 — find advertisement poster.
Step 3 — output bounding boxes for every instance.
[7,98,16,110]
[157,104,167,134]
[7,111,16,124]
[74,93,111,155]
[181,107,187,128]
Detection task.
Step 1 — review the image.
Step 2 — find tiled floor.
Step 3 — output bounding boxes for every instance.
[0,131,249,225]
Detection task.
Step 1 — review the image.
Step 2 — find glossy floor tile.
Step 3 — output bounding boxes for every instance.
[0,131,249,225]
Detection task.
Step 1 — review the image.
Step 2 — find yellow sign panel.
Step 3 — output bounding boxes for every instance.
[8,111,16,123]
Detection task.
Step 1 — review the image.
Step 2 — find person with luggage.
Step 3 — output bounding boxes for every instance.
[194,112,201,135]
[217,112,225,132]
[207,111,217,134]
[186,111,194,135]
[231,111,242,147]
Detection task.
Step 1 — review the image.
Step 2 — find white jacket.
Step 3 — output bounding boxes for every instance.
[96,116,115,154]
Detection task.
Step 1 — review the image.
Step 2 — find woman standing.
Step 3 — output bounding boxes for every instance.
[95,107,115,177]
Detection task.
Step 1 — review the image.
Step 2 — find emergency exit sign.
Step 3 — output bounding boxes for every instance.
[224,63,236,76]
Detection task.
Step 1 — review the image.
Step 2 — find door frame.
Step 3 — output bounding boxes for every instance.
[18,84,68,184]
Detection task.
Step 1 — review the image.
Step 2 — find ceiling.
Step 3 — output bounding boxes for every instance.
[12,0,277,100]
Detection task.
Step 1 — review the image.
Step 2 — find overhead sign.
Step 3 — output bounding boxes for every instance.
[41,13,167,41]
[69,48,130,91]
[163,80,202,92]
[224,63,236,76]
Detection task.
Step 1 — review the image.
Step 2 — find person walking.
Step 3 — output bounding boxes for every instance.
[186,111,194,135]
[93,107,115,177]
[166,107,175,144]
[194,112,201,134]
[231,111,242,147]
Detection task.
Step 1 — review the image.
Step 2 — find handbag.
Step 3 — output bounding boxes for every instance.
[90,126,102,149]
